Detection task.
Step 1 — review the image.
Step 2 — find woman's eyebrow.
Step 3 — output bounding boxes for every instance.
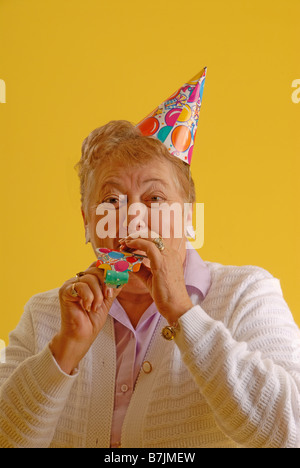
[142,178,168,186]
[100,179,123,190]
[100,177,169,189]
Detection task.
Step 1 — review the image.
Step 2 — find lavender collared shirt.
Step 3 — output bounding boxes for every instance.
[109,244,212,448]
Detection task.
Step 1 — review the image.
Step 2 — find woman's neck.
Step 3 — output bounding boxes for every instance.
[116,289,154,328]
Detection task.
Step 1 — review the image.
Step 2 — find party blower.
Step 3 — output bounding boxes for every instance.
[96,248,145,288]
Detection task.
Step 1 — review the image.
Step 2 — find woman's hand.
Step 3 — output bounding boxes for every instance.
[120,234,193,325]
[50,262,124,374]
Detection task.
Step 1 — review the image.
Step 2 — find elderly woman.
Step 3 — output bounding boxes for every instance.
[0,120,300,448]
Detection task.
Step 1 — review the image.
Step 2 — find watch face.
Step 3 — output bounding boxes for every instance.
[162,327,175,340]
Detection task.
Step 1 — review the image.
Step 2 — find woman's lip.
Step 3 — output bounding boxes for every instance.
[132,249,147,257]
[116,243,147,258]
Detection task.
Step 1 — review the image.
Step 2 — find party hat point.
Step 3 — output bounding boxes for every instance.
[136,68,207,165]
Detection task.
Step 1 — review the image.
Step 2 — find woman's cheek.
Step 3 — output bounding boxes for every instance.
[149,203,184,242]
[95,209,117,239]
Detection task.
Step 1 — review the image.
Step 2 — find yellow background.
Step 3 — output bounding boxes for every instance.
[0,0,299,344]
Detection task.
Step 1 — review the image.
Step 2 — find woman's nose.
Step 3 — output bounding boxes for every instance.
[119,201,148,236]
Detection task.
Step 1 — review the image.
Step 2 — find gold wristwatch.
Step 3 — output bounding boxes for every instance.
[161,322,180,341]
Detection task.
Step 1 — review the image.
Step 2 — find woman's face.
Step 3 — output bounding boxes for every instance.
[83,158,188,292]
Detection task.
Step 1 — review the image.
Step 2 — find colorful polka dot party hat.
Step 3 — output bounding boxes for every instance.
[136,67,207,165]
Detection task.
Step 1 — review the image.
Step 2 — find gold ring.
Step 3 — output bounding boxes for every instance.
[153,237,165,251]
[70,283,79,297]
[76,272,86,279]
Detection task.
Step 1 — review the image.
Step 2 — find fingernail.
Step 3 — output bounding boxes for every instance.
[107,288,113,298]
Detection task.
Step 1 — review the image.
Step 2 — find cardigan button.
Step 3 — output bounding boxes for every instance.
[142,361,152,374]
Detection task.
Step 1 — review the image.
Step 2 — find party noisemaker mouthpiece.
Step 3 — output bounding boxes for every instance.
[136,67,207,165]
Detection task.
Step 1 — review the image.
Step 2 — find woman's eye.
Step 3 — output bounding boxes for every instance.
[149,195,166,203]
[97,197,121,210]
[100,195,123,205]
[104,197,119,204]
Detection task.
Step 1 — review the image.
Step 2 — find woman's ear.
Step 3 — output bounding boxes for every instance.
[81,208,91,244]
[185,203,196,239]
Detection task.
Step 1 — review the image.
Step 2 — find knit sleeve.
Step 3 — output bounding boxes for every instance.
[0,299,78,448]
[175,274,300,448]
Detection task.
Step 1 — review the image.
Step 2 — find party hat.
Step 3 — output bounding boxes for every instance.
[136,67,207,165]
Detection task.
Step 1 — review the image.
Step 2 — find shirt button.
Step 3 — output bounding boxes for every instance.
[121,384,129,393]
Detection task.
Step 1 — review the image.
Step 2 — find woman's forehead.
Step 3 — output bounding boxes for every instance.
[95,160,174,191]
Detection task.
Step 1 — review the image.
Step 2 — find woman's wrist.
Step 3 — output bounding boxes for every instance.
[164,297,194,326]
[49,333,84,375]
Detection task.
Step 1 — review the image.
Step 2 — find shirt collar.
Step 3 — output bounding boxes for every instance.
[183,240,212,300]
[109,296,158,331]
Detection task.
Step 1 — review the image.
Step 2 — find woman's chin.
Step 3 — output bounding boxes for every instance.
[128,248,150,268]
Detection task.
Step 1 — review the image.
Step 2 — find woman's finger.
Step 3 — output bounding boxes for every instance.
[77,273,105,312]
[123,236,165,271]
[82,266,115,300]
[67,281,96,312]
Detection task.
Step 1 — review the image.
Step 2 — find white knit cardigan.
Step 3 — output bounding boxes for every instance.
[0,262,299,448]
